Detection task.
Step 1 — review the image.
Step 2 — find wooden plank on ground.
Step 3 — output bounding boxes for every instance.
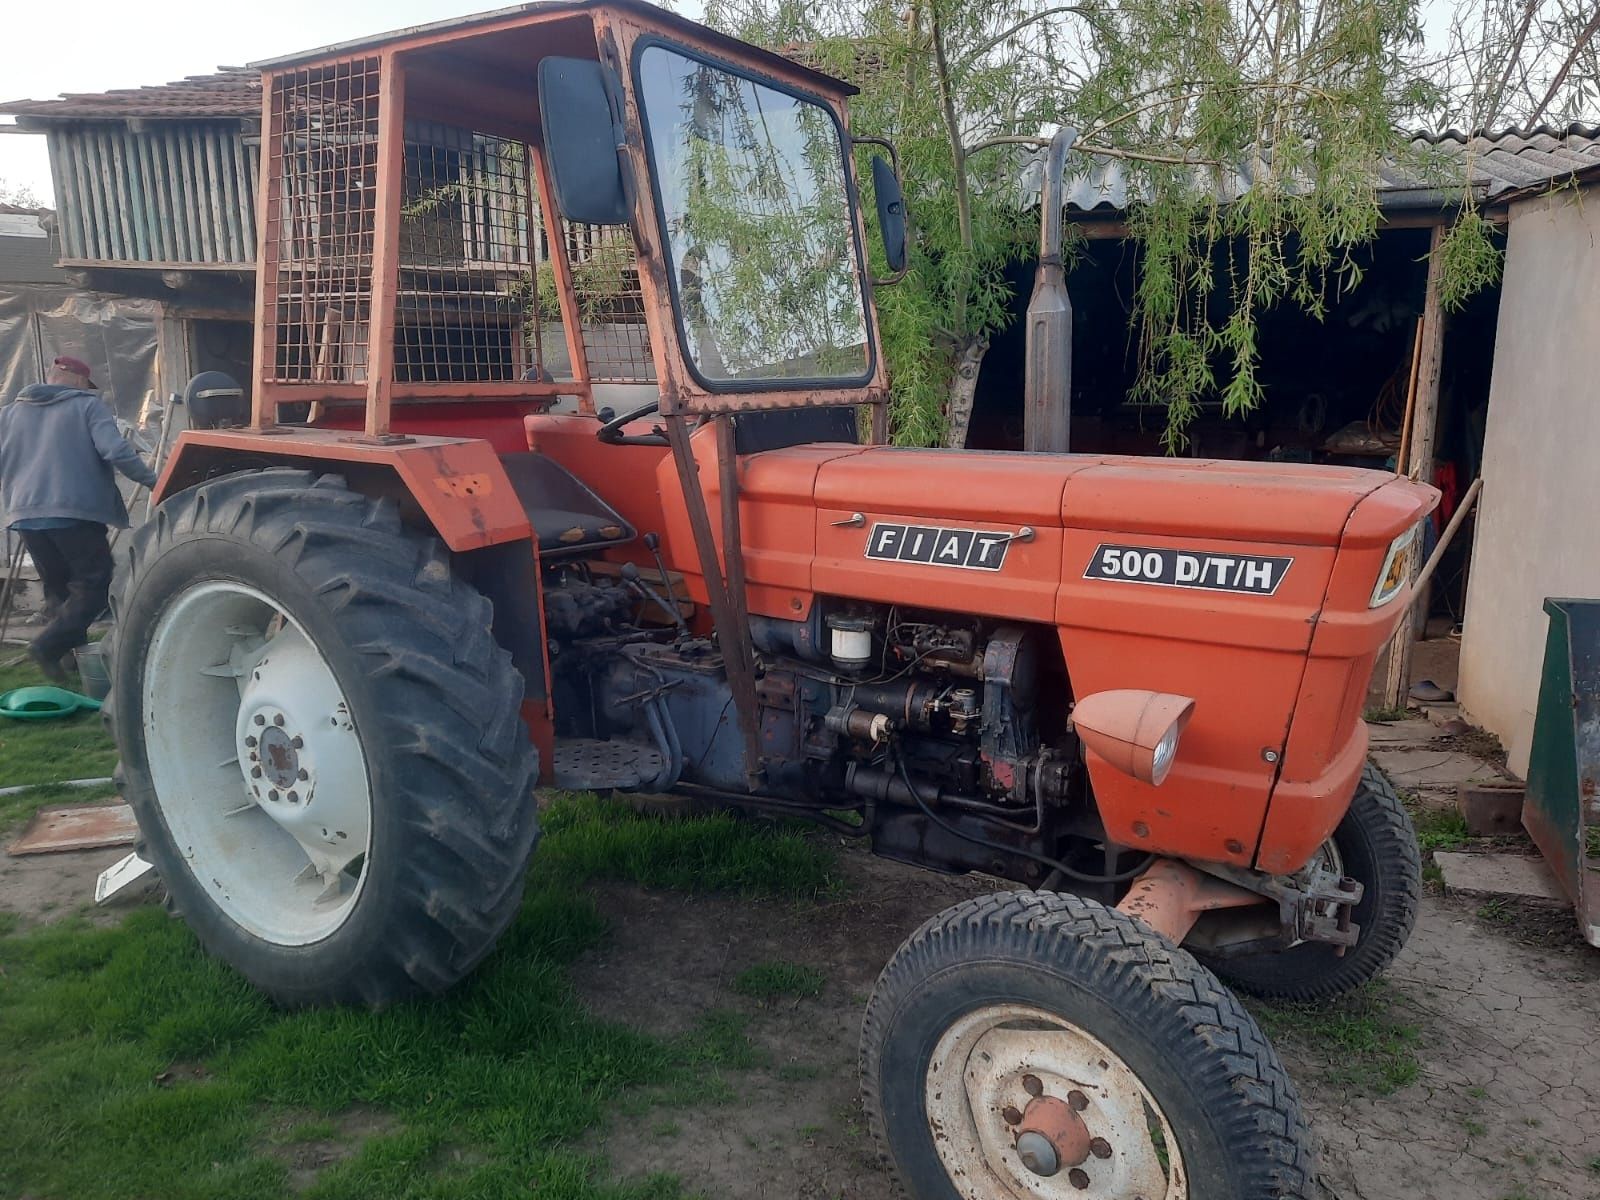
[7,804,137,856]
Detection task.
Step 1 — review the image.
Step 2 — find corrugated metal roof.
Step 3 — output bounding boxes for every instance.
[0,69,258,121]
[1044,122,1600,216]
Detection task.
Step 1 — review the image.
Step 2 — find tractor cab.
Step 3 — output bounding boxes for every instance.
[232,0,895,446]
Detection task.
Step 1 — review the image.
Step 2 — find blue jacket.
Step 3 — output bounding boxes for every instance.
[0,385,157,528]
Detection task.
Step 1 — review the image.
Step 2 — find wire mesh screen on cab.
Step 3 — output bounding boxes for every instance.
[263,62,653,392]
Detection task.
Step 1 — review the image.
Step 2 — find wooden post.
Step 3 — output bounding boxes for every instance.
[248,76,279,430]
[364,52,406,441]
[1383,223,1447,708]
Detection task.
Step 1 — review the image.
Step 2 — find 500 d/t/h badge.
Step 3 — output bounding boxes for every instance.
[1085,544,1293,595]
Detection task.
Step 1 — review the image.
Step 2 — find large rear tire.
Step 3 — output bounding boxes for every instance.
[105,469,539,1007]
[861,891,1315,1200]
[1203,762,1420,1002]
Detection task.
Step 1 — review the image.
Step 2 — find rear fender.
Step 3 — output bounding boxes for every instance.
[153,430,554,777]
[153,429,532,552]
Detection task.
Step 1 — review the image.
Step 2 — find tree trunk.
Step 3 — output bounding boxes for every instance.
[943,334,989,448]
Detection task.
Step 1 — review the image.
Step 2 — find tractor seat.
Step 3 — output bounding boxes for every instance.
[497,452,636,559]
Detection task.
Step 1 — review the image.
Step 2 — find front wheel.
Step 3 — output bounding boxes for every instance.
[1204,762,1420,1002]
[861,891,1315,1200]
[106,469,539,1007]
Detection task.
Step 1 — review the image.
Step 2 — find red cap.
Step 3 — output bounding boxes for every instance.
[53,355,97,388]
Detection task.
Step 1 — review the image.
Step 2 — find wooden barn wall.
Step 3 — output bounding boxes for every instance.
[47,121,257,267]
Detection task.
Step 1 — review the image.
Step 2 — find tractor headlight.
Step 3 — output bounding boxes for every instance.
[1071,690,1195,787]
[1150,723,1182,786]
[1369,524,1419,608]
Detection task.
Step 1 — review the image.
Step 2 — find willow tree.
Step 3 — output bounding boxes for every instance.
[706,0,1446,448]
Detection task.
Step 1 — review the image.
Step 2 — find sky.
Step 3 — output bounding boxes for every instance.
[0,0,702,205]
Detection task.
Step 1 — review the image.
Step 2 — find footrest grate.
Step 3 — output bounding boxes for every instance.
[552,738,665,790]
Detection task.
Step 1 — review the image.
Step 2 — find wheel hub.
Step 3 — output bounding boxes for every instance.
[252,721,303,793]
[139,579,375,946]
[232,635,368,893]
[1013,1093,1092,1176]
[925,1004,1186,1198]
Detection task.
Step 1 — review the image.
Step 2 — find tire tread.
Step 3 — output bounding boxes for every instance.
[860,890,1315,1199]
[106,469,538,1007]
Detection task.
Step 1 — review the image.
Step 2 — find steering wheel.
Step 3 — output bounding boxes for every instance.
[595,398,667,445]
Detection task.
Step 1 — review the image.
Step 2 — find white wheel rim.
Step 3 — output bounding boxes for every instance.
[925,1004,1187,1200]
[142,580,373,946]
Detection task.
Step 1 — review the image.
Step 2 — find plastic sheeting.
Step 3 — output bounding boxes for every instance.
[0,286,161,422]
[0,286,162,548]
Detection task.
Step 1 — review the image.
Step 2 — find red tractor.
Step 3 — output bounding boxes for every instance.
[108,4,1437,1196]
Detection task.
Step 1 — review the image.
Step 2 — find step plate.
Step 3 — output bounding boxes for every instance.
[553,739,665,790]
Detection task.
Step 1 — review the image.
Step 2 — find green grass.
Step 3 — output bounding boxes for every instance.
[1362,704,1411,723]
[1476,899,1517,925]
[1404,793,1472,854]
[0,656,119,791]
[0,791,839,1200]
[267,1117,345,1146]
[540,793,842,900]
[731,961,825,1002]
[1253,981,1421,1096]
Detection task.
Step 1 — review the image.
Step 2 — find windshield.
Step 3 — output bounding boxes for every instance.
[635,44,872,387]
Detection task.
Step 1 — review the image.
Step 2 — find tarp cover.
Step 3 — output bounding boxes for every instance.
[0,286,160,422]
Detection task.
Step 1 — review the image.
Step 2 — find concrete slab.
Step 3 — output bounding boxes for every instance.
[1365,719,1438,746]
[1369,747,1507,787]
[1435,851,1568,904]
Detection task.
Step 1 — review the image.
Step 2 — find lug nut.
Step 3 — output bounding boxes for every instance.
[1067,1090,1089,1111]
[286,790,299,804]
[251,766,262,778]
[297,768,309,780]
[268,789,279,802]
[1021,1074,1043,1097]
[1001,1106,1023,1126]
[244,735,257,748]
[253,714,265,726]
[273,714,285,726]
[1068,1168,1090,1189]
[1089,1137,1112,1159]
[291,735,304,749]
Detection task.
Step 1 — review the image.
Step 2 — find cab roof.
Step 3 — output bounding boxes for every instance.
[250,0,858,97]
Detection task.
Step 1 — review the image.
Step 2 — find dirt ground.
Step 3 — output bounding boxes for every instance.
[0,841,126,925]
[7,714,1599,1200]
[573,849,1600,1200]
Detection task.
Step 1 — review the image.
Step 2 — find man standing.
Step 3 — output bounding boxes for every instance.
[0,355,156,682]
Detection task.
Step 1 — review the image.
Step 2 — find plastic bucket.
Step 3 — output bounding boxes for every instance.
[74,642,111,700]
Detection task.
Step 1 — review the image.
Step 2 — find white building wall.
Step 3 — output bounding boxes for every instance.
[1458,183,1600,776]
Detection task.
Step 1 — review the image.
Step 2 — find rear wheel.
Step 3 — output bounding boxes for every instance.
[105,469,539,1006]
[1204,762,1419,1002]
[861,891,1314,1200]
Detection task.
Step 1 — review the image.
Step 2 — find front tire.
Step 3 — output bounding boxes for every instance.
[1204,762,1420,1002]
[861,891,1314,1200]
[105,469,539,1007]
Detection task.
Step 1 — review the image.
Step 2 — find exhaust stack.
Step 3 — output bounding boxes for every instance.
[1024,126,1076,454]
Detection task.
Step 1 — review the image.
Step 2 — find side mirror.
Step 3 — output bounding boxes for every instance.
[871,154,908,274]
[538,57,630,226]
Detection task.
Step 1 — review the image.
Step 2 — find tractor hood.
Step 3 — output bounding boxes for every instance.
[812,447,1405,547]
